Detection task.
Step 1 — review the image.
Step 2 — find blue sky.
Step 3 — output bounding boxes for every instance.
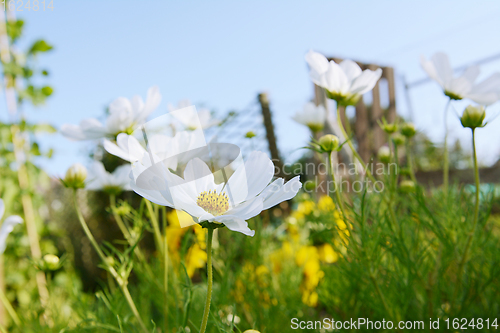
[3,0,500,174]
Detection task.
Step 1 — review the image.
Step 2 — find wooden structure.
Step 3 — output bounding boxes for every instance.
[314,58,397,163]
[258,92,285,178]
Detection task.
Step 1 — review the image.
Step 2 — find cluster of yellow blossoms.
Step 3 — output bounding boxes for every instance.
[274,195,350,307]
[166,210,207,278]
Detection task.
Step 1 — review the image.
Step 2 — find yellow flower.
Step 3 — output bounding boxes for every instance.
[317,195,335,212]
[301,290,319,307]
[185,243,207,278]
[255,265,270,288]
[336,218,350,245]
[293,200,315,219]
[318,243,338,264]
[270,241,293,273]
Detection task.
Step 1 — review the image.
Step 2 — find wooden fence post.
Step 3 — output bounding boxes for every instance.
[258,93,285,178]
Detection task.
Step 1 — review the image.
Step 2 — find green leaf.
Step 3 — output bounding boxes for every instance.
[6,20,24,42]
[33,123,57,134]
[28,40,53,55]
[41,86,53,96]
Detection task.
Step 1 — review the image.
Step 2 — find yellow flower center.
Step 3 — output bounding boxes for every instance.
[196,190,229,216]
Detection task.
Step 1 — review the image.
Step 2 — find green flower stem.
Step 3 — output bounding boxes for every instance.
[405,139,417,183]
[335,105,399,228]
[144,200,169,330]
[145,199,165,256]
[161,206,169,333]
[0,286,20,328]
[199,227,214,333]
[443,99,452,193]
[72,190,149,333]
[457,129,481,288]
[336,105,377,184]
[327,151,346,220]
[109,195,158,287]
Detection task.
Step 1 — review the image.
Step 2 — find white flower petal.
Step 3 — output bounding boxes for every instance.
[430,52,453,86]
[339,59,362,83]
[0,199,5,220]
[213,215,255,237]
[420,54,444,87]
[183,158,217,194]
[224,151,274,206]
[60,124,87,141]
[324,61,349,94]
[130,181,174,207]
[135,86,161,123]
[350,68,382,95]
[0,215,22,254]
[305,50,329,75]
[259,176,302,210]
[225,197,263,220]
[446,77,472,97]
[461,65,480,83]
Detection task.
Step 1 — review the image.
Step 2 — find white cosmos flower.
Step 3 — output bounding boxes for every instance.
[61,86,161,141]
[420,52,500,105]
[0,199,23,254]
[86,161,132,193]
[131,151,302,236]
[305,50,382,106]
[293,102,326,133]
[168,100,220,130]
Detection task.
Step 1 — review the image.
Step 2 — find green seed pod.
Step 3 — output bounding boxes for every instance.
[377,146,391,163]
[392,133,405,146]
[401,123,416,137]
[399,180,416,193]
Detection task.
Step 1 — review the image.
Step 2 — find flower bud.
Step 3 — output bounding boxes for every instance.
[318,134,339,153]
[401,123,416,138]
[43,254,60,271]
[392,133,405,146]
[245,131,256,139]
[399,180,416,193]
[460,105,486,129]
[381,123,397,134]
[377,146,391,163]
[243,330,261,333]
[63,163,87,189]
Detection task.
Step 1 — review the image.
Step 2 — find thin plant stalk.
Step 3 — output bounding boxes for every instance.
[336,105,376,184]
[327,151,346,220]
[443,99,452,193]
[0,287,20,328]
[457,128,481,287]
[335,105,399,227]
[109,195,158,287]
[11,125,50,314]
[405,139,417,183]
[72,190,149,333]
[161,206,169,332]
[145,199,164,256]
[199,227,214,333]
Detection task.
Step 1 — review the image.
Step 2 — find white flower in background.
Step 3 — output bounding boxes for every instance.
[86,161,132,194]
[420,52,500,105]
[168,100,220,130]
[61,86,161,140]
[104,131,205,171]
[292,102,326,133]
[131,151,302,236]
[0,199,23,254]
[305,50,382,106]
